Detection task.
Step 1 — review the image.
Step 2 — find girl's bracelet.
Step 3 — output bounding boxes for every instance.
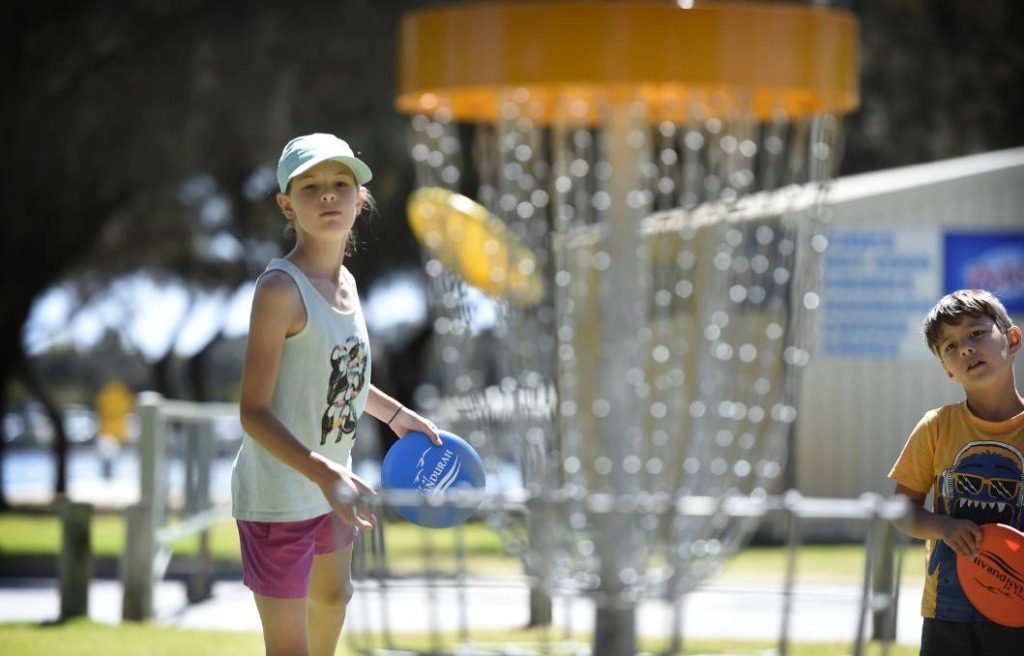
[386,405,404,426]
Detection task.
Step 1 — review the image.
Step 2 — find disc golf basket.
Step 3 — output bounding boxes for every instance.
[357,3,869,655]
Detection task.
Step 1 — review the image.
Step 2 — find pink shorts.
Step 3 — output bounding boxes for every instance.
[236,513,358,599]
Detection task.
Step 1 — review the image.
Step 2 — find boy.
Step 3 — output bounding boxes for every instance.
[889,289,1024,654]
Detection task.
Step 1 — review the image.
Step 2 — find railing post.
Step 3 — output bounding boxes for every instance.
[526,501,553,627]
[777,490,803,656]
[121,391,164,620]
[121,502,156,620]
[59,501,93,620]
[870,519,900,642]
[187,419,215,603]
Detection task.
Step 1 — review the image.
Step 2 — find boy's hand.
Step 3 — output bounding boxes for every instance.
[940,517,982,557]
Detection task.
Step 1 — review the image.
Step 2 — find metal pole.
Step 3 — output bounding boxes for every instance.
[592,98,650,656]
[121,391,163,620]
[188,419,214,603]
[777,491,802,656]
[870,519,899,642]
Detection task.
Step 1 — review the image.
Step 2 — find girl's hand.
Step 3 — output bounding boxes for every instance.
[389,406,442,446]
[317,461,377,530]
[941,517,982,557]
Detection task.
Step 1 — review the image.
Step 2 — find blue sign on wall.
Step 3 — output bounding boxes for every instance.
[944,232,1024,313]
[822,228,941,360]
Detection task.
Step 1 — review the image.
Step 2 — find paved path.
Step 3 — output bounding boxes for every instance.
[0,575,923,647]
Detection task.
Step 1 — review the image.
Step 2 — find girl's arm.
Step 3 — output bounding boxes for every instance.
[366,384,442,445]
[893,483,981,556]
[239,271,374,528]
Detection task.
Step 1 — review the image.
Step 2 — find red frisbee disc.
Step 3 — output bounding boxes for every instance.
[956,523,1024,627]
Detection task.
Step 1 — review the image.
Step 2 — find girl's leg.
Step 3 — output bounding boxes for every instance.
[254,593,308,656]
[307,543,355,656]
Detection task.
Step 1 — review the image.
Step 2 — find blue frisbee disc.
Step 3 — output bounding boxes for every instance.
[380,430,485,529]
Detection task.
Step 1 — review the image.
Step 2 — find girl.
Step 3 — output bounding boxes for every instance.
[232,133,440,656]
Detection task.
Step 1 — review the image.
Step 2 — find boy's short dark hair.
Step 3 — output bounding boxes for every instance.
[923,289,1014,356]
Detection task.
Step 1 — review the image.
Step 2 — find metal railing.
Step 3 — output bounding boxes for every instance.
[347,490,910,656]
[121,392,236,620]
[119,394,911,656]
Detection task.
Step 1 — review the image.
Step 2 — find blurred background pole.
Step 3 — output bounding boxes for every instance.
[59,501,93,620]
[871,519,900,642]
[592,100,650,656]
[122,391,164,621]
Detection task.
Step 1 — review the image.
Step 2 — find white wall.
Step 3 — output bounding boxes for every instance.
[793,148,1024,538]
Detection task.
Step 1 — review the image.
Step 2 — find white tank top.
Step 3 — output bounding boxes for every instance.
[231,258,372,521]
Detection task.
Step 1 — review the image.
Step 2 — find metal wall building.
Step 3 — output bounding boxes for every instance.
[794,147,1024,539]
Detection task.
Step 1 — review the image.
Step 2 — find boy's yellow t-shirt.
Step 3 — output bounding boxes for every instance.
[889,401,1024,620]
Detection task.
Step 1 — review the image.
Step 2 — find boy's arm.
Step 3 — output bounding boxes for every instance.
[893,483,981,557]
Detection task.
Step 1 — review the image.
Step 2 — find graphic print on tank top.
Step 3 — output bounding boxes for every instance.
[320,336,369,445]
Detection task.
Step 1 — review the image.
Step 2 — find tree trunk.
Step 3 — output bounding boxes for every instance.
[594,606,637,656]
[527,587,553,628]
[151,352,179,399]
[0,382,9,510]
[18,351,70,497]
[0,298,38,510]
[185,333,224,403]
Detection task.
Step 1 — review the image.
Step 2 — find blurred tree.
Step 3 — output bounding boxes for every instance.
[0,0,428,503]
[844,0,1024,172]
[1,0,170,501]
[1,0,1021,506]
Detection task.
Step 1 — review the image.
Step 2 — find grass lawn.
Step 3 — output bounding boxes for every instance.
[0,510,924,654]
[716,542,925,584]
[0,510,926,584]
[0,510,517,575]
[0,619,919,656]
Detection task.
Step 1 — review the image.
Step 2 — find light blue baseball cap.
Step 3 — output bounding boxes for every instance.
[276,133,373,193]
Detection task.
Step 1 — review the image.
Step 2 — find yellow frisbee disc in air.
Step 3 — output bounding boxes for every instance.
[407,187,545,308]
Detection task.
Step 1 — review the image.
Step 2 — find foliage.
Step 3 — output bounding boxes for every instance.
[5,0,1022,380]
[1,1,431,401]
[844,0,1024,172]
